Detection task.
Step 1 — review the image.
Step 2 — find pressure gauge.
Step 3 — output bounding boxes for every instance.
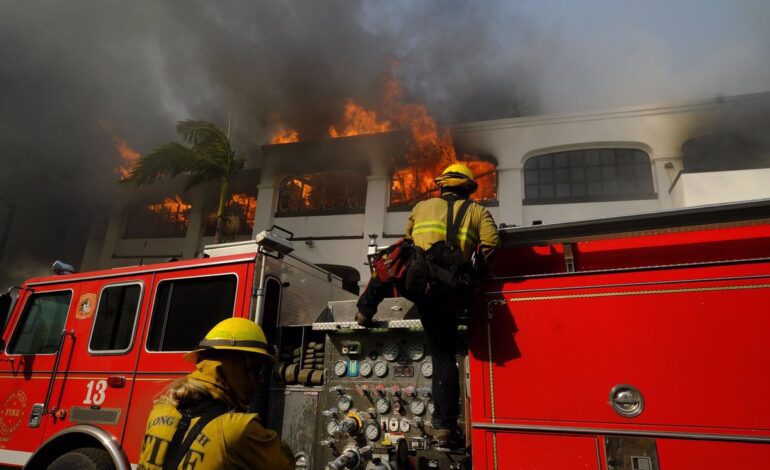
[326,420,339,436]
[375,397,391,414]
[337,395,352,412]
[399,418,411,433]
[334,361,347,377]
[382,342,400,361]
[407,343,425,361]
[420,360,433,378]
[364,422,381,441]
[359,361,373,378]
[374,361,389,378]
[427,400,435,416]
[409,399,426,416]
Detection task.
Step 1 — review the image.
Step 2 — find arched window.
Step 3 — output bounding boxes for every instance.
[123,195,191,238]
[523,148,654,204]
[389,156,498,209]
[277,171,367,216]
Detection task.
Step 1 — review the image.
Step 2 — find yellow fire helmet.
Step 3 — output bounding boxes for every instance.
[442,163,474,180]
[184,317,276,363]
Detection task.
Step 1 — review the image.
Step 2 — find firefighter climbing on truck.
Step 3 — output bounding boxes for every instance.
[356,162,500,448]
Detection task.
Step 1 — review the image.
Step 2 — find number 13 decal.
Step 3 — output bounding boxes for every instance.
[83,380,107,405]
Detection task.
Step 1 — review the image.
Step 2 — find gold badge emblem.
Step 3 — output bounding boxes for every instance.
[76,293,97,320]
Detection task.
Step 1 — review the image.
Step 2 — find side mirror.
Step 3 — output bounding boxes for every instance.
[0,293,12,336]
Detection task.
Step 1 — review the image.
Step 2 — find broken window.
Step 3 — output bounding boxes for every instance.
[123,195,191,238]
[277,171,367,216]
[390,157,498,208]
[523,148,655,204]
[203,193,258,237]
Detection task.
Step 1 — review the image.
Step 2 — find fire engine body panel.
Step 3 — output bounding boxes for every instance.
[471,200,770,469]
[0,239,355,469]
[0,201,768,469]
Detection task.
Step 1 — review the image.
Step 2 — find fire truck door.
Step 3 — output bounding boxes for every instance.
[123,262,251,462]
[0,283,82,464]
[40,276,153,449]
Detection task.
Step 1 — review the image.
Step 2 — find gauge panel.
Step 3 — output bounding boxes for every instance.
[334,360,347,377]
[382,342,400,361]
[359,361,372,377]
[409,398,426,416]
[420,360,433,378]
[374,361,389,378]
[375,397,390,414]
[337,395,352,412]
[364,422,380,441]
[407,342,425,361]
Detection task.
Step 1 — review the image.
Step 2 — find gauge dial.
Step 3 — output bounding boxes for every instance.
[374,361,389,378]
[326,420,339,436]
[407,343,425,361]
[420,360,433,378]
[409,399,426,416]
[359,361,372,378]
[382,342,400,361]
[399,418,411,433]
[364,422,381,441]
[375,397,390,414]
[427,400,435,416]
[334,361,347,377]
[337,395,352,412]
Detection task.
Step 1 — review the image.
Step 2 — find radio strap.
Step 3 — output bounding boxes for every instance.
[444,196,473,245]
[163,400,229,470]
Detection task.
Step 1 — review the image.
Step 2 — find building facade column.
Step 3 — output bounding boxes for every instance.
[252,183,276,236]
[358,175,388,286]
[496,167,524,227]
[181,188,205,258]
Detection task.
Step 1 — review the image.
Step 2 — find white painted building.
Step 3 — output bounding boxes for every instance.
[81,92,770,291]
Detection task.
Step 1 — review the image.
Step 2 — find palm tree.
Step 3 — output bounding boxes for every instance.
[122,119,244,244]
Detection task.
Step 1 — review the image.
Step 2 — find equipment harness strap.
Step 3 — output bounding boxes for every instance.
[444,196,473,245]
[163,400,230,470]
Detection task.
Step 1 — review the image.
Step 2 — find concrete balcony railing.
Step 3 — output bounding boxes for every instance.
[669,168,770,208]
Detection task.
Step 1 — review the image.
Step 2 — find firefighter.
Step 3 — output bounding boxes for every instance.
[357,163,499,447]
[138,318,293,470]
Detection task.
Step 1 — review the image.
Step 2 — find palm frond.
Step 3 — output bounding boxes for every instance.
[176,120,231,155]
[120,142,215,187]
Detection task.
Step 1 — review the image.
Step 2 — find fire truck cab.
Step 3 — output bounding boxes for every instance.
[0,231,354,469]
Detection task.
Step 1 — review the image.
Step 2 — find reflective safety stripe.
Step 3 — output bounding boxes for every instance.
[412,222,478,243]
[0,449,32,466]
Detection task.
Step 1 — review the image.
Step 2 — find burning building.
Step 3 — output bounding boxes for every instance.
[81,91,770,292]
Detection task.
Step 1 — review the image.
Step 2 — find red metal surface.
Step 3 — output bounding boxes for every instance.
[0,255,255,467]
[472,222,770,468]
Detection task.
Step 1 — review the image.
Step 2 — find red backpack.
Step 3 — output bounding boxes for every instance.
[371,238,414,282]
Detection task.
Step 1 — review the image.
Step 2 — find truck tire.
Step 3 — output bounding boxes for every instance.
[47,447,114,470]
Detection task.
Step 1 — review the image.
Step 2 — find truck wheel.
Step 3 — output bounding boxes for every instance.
[47,447,114,470]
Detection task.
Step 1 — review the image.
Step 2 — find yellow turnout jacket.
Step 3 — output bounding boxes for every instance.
[405,195,499,265]
[138,358,293,470]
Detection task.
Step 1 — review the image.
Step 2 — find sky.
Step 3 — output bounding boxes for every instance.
[0,0,768,285]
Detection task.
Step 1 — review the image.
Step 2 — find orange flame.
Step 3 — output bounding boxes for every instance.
[100,119,141,179]
[147,195,191,225]
[270,118,300,144]
[329,100,393,138]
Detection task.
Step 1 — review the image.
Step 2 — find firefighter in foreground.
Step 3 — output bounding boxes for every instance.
[357,163,500,447]
[138,318,293,470]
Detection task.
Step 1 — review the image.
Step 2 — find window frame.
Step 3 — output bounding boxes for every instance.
[522,148,657,206]
[144,272,240,354]
[4,288,74,356]
[275,171,368,217]
[122,197,192,239]
[87,281,144,356]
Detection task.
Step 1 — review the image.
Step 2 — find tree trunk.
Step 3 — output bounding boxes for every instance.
[214,177,229,244]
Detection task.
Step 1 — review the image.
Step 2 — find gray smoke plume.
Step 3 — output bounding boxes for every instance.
[0,1,768,285]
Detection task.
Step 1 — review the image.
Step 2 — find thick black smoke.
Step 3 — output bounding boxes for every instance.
[0,1,768,285]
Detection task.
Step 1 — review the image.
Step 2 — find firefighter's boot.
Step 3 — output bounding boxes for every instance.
[433,428,462,451]
[355,311,373,327]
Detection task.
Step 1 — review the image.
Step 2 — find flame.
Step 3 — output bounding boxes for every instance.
[146,195,191,225]
[100,119,141,179]
[271,128,299,144]
[204,193,257,235]
[329,100,392,138]
[269,68,497,206]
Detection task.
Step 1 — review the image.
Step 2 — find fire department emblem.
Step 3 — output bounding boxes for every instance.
[76,293,98,320]
[0,390,27,435]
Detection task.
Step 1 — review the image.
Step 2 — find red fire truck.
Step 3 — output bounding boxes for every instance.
[0,200,768,469]
[470,199,770,469]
